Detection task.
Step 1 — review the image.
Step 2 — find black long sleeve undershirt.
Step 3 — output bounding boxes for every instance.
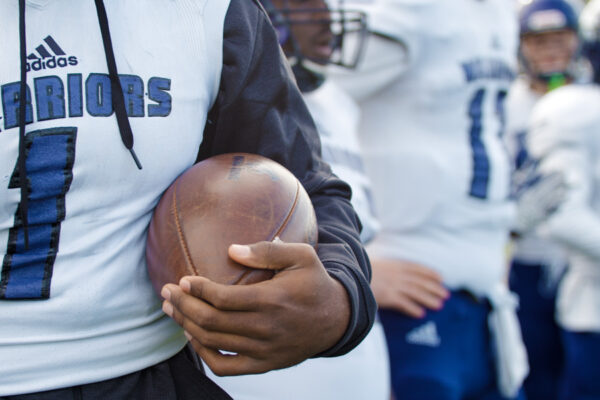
[197,0,376,357]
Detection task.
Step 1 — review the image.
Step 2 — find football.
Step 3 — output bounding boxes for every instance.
[145,152,318,295]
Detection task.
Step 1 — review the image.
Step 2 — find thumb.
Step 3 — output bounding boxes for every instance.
[228,241,316,271]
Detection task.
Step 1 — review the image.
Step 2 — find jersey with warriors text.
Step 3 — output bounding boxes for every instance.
[0,1,377,394]
[0,0,226,394]
[333,0,519,297]
[528,84,600,331]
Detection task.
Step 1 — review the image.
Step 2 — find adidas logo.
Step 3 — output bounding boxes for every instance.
[26,35,78,72]
[405,321,441,347]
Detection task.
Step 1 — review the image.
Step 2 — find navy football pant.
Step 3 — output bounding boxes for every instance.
[380,290,525,400]
[509,260,565,400]
[560,330,600,400]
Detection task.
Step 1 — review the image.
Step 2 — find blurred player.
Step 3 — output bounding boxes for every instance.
[522,3,600,399]
[504,1,582,398]
[580,0,600,83]
[330,0,529,399]
[205,1,391,398]
[0,0,377,397]
[527,81,600,400]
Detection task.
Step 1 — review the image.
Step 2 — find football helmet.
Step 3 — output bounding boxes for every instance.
[580,0,600,83]
[518,0,581,88]
[259,0,368,92]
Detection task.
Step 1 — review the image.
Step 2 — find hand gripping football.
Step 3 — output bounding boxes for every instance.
[145,153,318,295]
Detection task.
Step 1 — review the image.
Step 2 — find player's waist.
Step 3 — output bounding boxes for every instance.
[0,316,186,396]
[367,232,508,297]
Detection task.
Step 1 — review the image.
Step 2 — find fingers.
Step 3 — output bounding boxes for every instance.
[192,341,282,376]
[177,276,268,311]
[411,275,450,304]
[228,241,316,271]
[185,330,279,376]
[183,322,271,357]
[193,343,257,376]
[401,263,449,298]
[185,324,262,355]
[160,242,345,375]
[161,282,272,338]
[402,282,447,311]
[384,282,447,318]
[394,296,427,319]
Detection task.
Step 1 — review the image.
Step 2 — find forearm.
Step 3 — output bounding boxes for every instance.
[198,0,376,356]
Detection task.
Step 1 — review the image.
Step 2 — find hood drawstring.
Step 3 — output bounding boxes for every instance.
[18,0,29,248]
[94,0,142,170]
[16,0,143,249]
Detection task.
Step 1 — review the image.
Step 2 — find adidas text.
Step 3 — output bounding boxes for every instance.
[26,56,78,72]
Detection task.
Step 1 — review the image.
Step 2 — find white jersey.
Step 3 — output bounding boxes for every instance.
[505,77,569,267]
[206,80,390,400]
[305,81,380,243]
[528,84,600,331]
[0,0,227,394]
[333,0,518,297]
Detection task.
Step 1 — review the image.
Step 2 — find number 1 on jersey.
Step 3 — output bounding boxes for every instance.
[1,127,77,299]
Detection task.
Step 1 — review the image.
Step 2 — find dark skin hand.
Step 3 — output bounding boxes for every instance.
[161,241,351,376]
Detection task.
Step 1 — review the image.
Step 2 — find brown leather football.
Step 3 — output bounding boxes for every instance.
[145,152,318,295]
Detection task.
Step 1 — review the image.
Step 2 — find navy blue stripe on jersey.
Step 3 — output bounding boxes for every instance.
[1,127,76,299]
[468,89,490,199]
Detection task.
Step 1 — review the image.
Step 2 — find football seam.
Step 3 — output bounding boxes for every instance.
[232,180,300,285]
[270,180,301,241]
[172,181,200,277]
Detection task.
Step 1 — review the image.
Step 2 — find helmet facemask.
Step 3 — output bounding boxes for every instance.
[261,0,368,92]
